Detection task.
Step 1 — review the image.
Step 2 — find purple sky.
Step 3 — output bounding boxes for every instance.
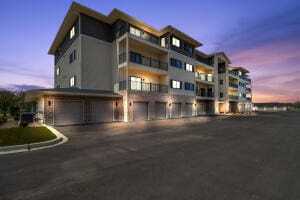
[0,0,299,102]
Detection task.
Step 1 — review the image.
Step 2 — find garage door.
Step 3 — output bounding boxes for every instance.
[155,102,166,119]
[197,103,205,115]
[92,101,113,123]
[54,101,83,125]
[185,103,193,117]
[133,102,148,121]
[172,103,181,118]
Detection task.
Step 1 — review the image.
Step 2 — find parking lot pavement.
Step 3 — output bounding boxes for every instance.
[0,112,300,200]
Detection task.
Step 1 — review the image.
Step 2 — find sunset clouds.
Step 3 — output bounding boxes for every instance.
[0,0,299,102]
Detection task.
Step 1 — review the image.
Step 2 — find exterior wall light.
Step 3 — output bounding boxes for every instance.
[169,103,172,107]
[129,102,132,107]
[48,101,51,106]
[115,102,118,107]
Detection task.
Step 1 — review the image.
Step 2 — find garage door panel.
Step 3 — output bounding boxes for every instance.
[185,103,193,117]
[133,102,148,121]
[54,101,83,126]
[172,103,181,118]
[92,101,113,123]
[155,102,166,119]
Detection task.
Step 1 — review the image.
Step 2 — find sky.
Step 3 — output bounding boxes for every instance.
[0,0,299,103]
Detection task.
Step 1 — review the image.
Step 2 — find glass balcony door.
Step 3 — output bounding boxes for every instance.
[130,76,142,90]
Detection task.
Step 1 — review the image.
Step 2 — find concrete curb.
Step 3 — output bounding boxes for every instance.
[0,125,68,155]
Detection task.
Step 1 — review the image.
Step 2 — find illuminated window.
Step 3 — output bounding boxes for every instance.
[185,63,193,72]
[239,71,242,76]
[70,76,76,87]
[70,26,75,39]
[56,67,60,76]
[172,37,180,47]
[171,80,181,89]
[161,37,166,47]
[130,76,142,90]
[130,26,141,37]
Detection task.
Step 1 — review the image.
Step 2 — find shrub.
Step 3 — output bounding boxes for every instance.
[0,116,7,124]
[19,122,29,127]
[13,114,20,121]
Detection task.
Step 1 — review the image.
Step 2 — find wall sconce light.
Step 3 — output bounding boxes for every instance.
[169,103,172,107]
[195,103,197,107]
[129,102,132,107]
[48,101,51,106]
[115,102,118,107]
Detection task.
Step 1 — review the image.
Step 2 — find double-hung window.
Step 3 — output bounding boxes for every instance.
[185,63,193,72]
[172,37,180,47]
[70,76,76,87]
[171,80,181,89]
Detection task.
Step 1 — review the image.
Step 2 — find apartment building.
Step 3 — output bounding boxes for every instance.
[26,2,252,126]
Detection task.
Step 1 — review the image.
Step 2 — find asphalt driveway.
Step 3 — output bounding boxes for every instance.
[0,112,300,200]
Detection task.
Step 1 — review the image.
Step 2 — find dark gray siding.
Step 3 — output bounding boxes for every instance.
[80,14,112,42]
[55,18,79,64]
[170,34,195,59]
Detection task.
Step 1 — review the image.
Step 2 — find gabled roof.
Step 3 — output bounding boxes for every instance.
[49,2,202,55]
[210,52,231,64]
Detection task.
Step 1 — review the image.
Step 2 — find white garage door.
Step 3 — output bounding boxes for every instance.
[54,101,83,126]
[155,102,166,119]
[185,103,193,117]
[133,102,148,121]
[172,103,181,118]
[92,101,113,123]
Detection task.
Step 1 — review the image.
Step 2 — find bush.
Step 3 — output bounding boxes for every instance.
[0,116,7,125]
[13,114,20,121]
[19,122,29,127]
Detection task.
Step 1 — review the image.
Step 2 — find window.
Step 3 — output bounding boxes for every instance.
[130,76,142,90]
[185,63,193,72]
[170,58,182,69]
[184,43,193,53]
[239,71,242,76]
[219,80,223,85]
[184,82,194,91]
[239,92,242,97]
[172,37,180,47]
[130,26,141,37]
[130,52,142,64]
[70,26,75,39]
[220,92,223,98]
[69,50,76,63]
[161,37,166,47]
[56,67,60,76]
[70,76,76,87]
[171,80,181,89]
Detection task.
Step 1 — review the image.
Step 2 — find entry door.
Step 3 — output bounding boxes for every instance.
[131,76,141,90]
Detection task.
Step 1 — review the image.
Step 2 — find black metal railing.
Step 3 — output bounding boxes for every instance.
[229,95,239,100]
[229,82,238,88]
[119,52,126,64]
[195,55,214,67]
[195,72,214,82]
[229,70,238,76]
[195,89,214,98]
[246,78,251,82]
[246,88,252,92]
[119,81,168,93]
[130,52,168,71]
[246,97,252,101]
[239,75,246,80]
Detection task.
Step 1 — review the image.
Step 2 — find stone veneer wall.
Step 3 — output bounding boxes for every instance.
[43,95,123,125]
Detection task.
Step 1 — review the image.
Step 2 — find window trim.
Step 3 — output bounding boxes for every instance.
[185,63,193,72]
[130,26,141,37]
[171,80,181,89]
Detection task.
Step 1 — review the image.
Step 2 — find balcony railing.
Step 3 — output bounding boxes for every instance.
[195,89,214,98]
[119,81,168,93]
[195,72,214,83]
[130,52,168,71]
[229,82,238,89]
[246,88,252,92]
[246,97,252,101]
[229,95,239,100]
[195,56,214,67]
[246,78,251,83]
[119,52,126,64]
[229,70,238,77]
[239,75,246,80]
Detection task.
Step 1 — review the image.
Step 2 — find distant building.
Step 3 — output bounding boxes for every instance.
[253,103,287,112]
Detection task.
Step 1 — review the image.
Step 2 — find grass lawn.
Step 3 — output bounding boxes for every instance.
[0,127,57,147]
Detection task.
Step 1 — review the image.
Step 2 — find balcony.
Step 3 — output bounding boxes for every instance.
[129,52,168,71]
[239,75,246,80]
[246,97,252,101]
[119,81,168,93]
[195,55,214,67]
[246,78,251,83]
[229,95,239,100]
[246,88,252,93]
[119,52,127,64]
[195,72,214,84]
[229,70,238,77]
[229,82,238,89]
[195,89,214,99]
